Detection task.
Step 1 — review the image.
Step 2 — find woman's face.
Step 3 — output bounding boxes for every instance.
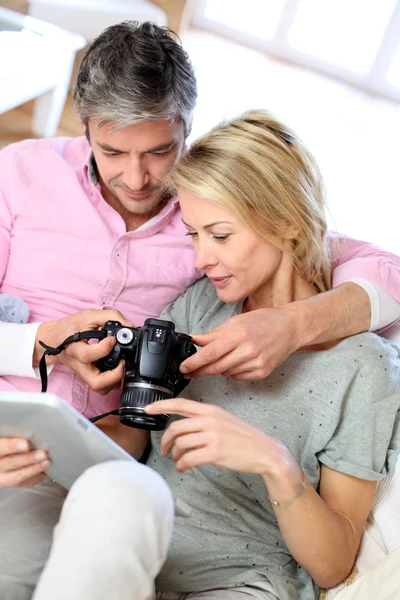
[179,189,284,304]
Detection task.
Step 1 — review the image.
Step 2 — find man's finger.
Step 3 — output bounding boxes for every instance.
[63,337,116,364]
[180,336,238,374]
[230,369,267,381]
[62,355,124,394]
[189,329,222,346]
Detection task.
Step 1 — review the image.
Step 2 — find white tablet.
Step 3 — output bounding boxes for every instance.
[0,392,192,516]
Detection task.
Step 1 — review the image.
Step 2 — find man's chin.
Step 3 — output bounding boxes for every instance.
[116,191,162,214]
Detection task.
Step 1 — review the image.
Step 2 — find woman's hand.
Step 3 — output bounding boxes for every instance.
[145,398,290,475]
[0,437,50,487]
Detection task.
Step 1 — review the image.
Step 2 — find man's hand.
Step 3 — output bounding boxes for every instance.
[180,306,301,381]
[34,309,132,394]
[0,438,50,487]
[179,282,371,381]
[60,336,125,395]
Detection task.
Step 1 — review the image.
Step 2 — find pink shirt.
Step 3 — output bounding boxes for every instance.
[0,137,199,417]
[1,137,399,417]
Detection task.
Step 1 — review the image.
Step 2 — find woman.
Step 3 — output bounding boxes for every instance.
[33,111,400,600]
[145,110,400,599]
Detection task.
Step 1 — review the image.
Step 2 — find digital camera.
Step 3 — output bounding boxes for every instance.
[97,318,196,430]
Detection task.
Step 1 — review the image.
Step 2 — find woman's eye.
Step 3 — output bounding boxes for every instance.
[213,235,230,242]
[185,231,198,237]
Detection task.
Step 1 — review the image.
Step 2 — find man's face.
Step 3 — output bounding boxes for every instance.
[88,119,186,216]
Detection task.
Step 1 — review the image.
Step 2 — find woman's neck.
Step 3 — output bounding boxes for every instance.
[244,252,319,312]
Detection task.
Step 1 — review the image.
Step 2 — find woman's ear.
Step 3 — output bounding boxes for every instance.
[281,222,300,241]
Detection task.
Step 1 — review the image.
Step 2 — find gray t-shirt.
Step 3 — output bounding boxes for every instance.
[150,277,400,600]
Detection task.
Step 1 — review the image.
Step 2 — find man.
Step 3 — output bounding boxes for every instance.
[0,20,399,600]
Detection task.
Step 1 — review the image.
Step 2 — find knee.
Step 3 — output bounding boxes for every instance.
[67,460,173,520]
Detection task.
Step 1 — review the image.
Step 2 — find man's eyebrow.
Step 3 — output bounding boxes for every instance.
[144,141,176,154]
[96,141,176,154]
[182,219,233,230]
[96,142,125,153]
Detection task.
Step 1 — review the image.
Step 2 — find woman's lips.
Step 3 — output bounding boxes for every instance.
[209,276,232,288]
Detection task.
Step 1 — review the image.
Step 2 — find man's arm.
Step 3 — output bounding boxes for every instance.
[0,310,131,383]
[59,234,400,391]
[179,236,400,380]
[330,232,400,303]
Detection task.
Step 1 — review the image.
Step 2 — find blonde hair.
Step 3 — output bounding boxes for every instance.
[168,110,331,292]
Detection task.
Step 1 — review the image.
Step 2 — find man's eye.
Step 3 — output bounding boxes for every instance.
[102,152,119,158]
[153,150,171,157]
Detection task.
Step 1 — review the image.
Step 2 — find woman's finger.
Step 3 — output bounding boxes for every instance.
[0,460,51,487]
[0,450,48,473]
[170,432,211,463]
[0,438,30,458]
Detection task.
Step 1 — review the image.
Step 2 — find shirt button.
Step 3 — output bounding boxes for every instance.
[115,251,121,259]
[101,300,106,306]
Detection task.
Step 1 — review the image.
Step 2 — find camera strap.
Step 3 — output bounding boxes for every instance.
[38,330,107,393]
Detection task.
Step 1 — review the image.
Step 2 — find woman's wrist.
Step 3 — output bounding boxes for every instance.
[260,450,305,506]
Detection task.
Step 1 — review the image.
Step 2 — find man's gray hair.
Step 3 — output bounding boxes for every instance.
[73,21,197,135]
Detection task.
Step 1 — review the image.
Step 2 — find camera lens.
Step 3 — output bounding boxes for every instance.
[119,377,172,430]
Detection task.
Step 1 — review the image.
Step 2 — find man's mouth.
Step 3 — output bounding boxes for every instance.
[121,189,152,200]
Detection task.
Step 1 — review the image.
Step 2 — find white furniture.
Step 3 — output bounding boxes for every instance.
[27,0,167,42]
[0,7,86,137]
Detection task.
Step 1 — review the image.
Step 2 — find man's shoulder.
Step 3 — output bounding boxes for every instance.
[0,136,89,169]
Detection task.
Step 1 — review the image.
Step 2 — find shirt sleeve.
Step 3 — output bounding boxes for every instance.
[0,323,54,379]
[0,147,12,286]
[328,231,400,302]
[317,339,400,481]
[345,279,400,331]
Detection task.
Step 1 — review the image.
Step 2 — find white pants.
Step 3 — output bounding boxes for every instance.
[32,461,174,600]
[31,461,276,600]
[2,461,400,600]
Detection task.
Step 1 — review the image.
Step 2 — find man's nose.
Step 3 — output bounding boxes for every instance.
[126,159,149,191]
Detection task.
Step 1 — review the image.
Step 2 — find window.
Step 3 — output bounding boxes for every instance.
[192,0,400,101]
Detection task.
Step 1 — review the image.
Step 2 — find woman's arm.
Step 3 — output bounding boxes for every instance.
[263,463,376,589]
[145,398,380,589]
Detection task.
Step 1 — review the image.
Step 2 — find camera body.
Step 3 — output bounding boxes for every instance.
[97,318,196,430]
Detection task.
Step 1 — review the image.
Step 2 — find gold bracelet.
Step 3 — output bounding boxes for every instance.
[268,477,307,508]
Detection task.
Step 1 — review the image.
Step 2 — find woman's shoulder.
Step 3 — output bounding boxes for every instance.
[327,332,400,397]
[335,332,399,363]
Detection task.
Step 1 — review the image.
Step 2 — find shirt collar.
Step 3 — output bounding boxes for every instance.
[87,154,98,185]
